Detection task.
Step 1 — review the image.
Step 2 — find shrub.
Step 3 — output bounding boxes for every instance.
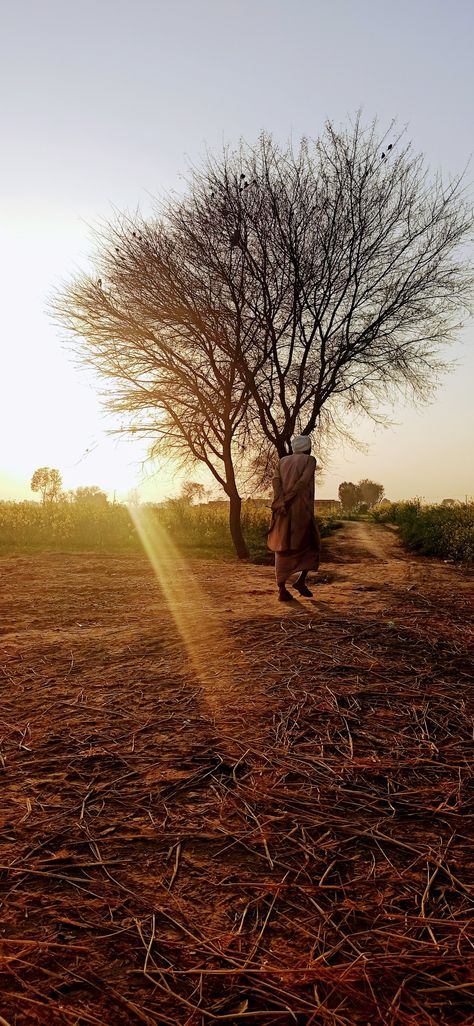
[370,500,474,563]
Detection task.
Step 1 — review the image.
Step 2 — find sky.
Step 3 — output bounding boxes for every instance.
[1,0,473,504]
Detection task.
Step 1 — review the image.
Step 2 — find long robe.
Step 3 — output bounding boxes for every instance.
[267,453,320,585]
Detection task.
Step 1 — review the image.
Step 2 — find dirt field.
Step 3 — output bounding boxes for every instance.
[1,522,473,1025]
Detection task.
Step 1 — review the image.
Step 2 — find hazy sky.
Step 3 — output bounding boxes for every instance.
[1,0,473,503]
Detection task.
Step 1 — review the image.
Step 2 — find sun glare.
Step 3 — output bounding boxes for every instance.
[129,504,242,726]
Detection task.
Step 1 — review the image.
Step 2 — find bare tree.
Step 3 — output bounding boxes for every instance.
[181,481,206,504]
[194,120,473,455]
[53,117,472,555]
[53,217,253,557]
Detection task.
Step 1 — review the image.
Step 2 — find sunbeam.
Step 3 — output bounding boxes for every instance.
[129,504,242,725]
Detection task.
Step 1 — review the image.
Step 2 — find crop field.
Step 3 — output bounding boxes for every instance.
[370,501,474,564]
[0,500,342,561]
[1,521,473,1025]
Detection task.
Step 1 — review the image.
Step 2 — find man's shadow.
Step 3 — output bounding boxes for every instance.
[307,598,332,611]
[283,595,332,615]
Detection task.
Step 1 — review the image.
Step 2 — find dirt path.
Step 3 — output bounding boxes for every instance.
[0,525,473,1025]
[202,518,472,628]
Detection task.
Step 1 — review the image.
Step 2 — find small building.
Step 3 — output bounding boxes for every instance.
[315,499,341,511]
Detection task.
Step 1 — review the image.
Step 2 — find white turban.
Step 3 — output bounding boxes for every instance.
[291,434,311,454]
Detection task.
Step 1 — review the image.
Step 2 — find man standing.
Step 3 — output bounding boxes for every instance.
[267,435,320,602]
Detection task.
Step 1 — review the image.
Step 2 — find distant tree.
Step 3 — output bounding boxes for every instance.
[31,467,62,504]
[74,485,108,508]
[127,488,141,507]
[357,479,385,509]
[338,481,359,512]
[181,481,206,504]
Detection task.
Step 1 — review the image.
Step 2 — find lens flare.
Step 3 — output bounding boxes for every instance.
[129,504,240,725]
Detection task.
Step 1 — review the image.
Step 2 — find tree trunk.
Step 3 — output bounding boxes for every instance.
[228,489,249,559]
[222,429,249,560]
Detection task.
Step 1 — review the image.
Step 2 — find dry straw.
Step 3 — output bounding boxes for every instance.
[0,555,473,1024]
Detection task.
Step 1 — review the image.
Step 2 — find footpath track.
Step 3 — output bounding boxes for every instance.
[0,525,473,1025]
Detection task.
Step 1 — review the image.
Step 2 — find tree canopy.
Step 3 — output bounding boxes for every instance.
[181,481,207,504]
[53,117,473,555]
[338,481,360,512]
[31,467,63,504]
[338,479,384,511]
[74,486,108,507]
[358,479,385,508]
